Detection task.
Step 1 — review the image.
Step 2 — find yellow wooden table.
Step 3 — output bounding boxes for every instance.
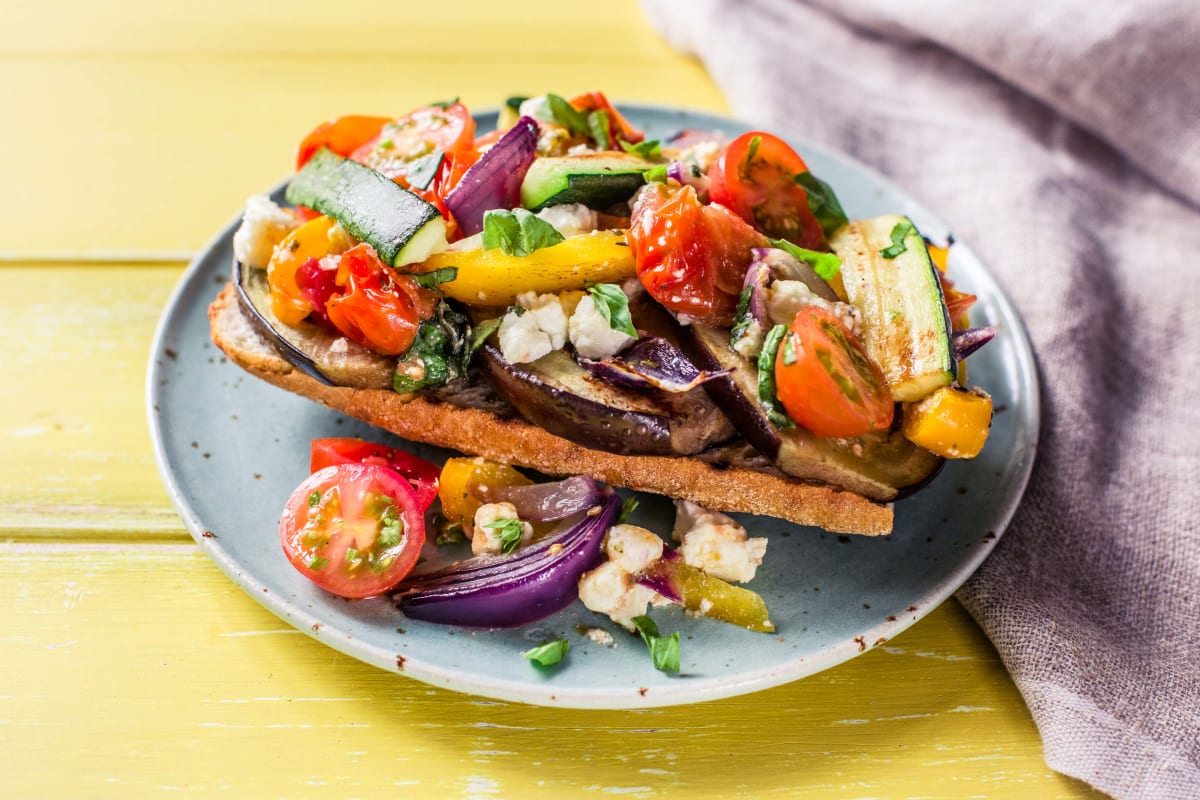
[1,2,1103,797]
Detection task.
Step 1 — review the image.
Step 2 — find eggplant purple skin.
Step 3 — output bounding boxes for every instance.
[579,335,730,394]
[234,260,336,386]
[395,494,619,628]
[445,116,539,236]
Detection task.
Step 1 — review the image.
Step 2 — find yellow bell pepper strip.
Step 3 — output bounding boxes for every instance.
[437,457,533,527]
[901,385,994,459]
[410,230,634,306]
[267,215,352,325]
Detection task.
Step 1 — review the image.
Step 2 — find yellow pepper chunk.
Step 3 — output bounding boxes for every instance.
[412,230,635,307]
[902,385,993,459]
[267,215,351,326]
[438,457,533,527]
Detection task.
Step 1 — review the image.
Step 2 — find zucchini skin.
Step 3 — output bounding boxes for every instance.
[520,153,653,211]
[285,148,445,266]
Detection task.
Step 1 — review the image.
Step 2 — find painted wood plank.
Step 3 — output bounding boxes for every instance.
[0,542,1102,799]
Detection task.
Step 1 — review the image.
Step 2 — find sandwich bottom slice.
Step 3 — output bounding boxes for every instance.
[208,284,894,535]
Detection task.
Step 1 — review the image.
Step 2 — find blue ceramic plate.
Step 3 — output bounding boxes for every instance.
[148,106,1038,708]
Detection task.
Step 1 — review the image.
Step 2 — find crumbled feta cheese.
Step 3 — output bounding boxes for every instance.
[731,320,766,361]
[672,500,767,584]
[514,292,569,349]
[767,280,862,335]
[679,140,721,174]
[566,142,594,156]
[471,502,533,556]
[568,294,636,360]
[577,561,667,632]
[535,203,600,239]
[605,524,665,574]
[231,196,298,269]
[498,308,554,364]
[518,95,551,121]
[582,627,616,646]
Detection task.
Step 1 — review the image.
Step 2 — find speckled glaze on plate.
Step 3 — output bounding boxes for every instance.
[147,106,1039,709]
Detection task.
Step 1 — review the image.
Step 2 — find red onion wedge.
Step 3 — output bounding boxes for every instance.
[393,492,619,628]
[952,326,996,361]
[445,116,538,236]
[579,336,729,393]
[665,160,711,200]
[635,549,774,633]
[491,475,603,522]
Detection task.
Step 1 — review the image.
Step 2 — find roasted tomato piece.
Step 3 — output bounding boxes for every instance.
[569,90,644,145]
[349,102,476,180]
[774,306,894,438]
[628,182,767,326]
[280,464,425,599]
[297,115,392,170]
[310,438,440,511]
[266,215,352,326]
[324,243,439,356]
[708,131,825,249]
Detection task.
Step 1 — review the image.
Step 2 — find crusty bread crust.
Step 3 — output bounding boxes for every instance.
[209,284,893,534]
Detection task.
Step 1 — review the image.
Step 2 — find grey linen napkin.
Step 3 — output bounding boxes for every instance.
[640,1,1200,797]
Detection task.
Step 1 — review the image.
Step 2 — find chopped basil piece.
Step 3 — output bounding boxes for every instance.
[543,93,590,136]
[379,138,395,151]
[631,615,680,673]
[757,324,796,430]
[643,164,669,183]
[307,491,320,507]
[617,496,639,525]
[523,638,570,668]
[345,547,361,564]
[794,172,849,236]
[745,135,762,164]
[393,301,472,394]
[481,208,565,257]
[781,335,798,366]
[378,506,403,548]
[404,151,444,191]
[587,109,612,150]
[730,284,757,350]
[435,519,467,546]
[587,283,637,337]
[470,317,502,353]
[483,517,526,555]
[620,139,662,159]
[307,555,329,571]
[413,266,458,290]
[880,219,917,259]
[769,238,842,281]
[428,97,460,109]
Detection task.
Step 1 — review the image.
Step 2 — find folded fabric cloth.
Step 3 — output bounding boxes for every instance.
[640,1,1200,797]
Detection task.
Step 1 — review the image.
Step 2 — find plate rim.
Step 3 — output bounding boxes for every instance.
[147,103,1040,708]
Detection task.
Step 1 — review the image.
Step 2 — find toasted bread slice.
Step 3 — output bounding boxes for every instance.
[208,284,893,534]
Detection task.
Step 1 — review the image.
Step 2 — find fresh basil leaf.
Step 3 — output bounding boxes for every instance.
[470,317,502,354]
[769,238,842,281]
[617,496,639,525]
[544,93,590,136]
[631,615,681,673]
[481,208,565,257]
[642,165,669,183]
[412,266,457,290]
[523,638,570,668]
[483,517,526,555]
[880,219,917,259]
[620,139,662,159]
[393,302,472,394]
[587,109,612,150]
[794,172,849,236]
[757,324,796,430]
[587,284,637,338]
[428,97,460,110]
[404,150,444,191]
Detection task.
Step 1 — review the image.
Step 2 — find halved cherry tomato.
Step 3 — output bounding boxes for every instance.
[570,91,644,144]
[310,438,440,511]
[280,464,425,599]
[297,115,392,170]
[708,132,825,249]
[267,215,353,326]
[349,102,476,180]
[774,306,895,438]
[324,244,439,356]
[628,182,767,326]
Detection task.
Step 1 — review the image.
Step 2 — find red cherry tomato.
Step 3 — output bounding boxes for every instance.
[280,464,425,599]
[324,244,438,356]
[348,102,476,180]
[627,182,767,326]
[774,306,895,438]
[297,115,392,170]
[569,91,644,144]
[708,132,826,249]
[310,438,440,511]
